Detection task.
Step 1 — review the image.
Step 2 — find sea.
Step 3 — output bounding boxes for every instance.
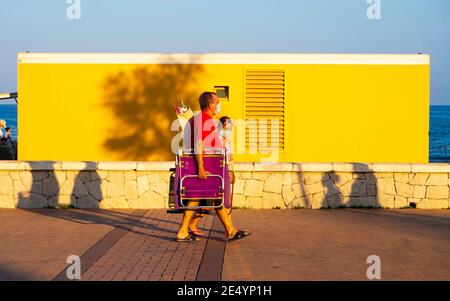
[1,104,449,162]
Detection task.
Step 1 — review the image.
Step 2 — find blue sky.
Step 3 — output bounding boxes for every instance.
[0,0,449,104]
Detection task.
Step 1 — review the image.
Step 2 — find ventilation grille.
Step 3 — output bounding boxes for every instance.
[244,69,285,151]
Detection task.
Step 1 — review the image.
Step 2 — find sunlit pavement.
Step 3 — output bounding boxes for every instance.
[223,209,450,280]
[0,208,448,281]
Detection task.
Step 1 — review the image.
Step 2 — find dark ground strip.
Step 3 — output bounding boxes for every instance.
[196,214,227,281]
[53,209,148,281]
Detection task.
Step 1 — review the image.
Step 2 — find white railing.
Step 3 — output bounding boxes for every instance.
[0,92,18,103]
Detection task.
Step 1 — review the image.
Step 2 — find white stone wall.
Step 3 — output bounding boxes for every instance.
[0,161,449,209]
[0,161,172,209]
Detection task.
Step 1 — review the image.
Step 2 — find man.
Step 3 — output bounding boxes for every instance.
[176,92,250,242]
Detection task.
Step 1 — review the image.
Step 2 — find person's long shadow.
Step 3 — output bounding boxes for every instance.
[33,208,178,240]
[292,164,311,208]
[0,263,37,281]
[17,162,178,241]
[321,163,380,208]
[71,162,101,209]
[17,162,59,209]
[322,171,343,208]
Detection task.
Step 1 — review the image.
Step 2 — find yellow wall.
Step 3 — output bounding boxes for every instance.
[18,60,429,163]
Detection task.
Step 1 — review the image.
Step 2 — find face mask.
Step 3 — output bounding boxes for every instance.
[215,103,221,114]
[219,129,232,138]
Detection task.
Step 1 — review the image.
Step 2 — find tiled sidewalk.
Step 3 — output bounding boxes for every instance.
[223,209,450,280]
[0,209,449,281]
[81,210,214,281]
[0,209,132,281]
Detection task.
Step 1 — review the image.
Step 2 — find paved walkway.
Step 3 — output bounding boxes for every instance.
[0,209,448,281]
[80,210,214,281]
[223,209,450,280]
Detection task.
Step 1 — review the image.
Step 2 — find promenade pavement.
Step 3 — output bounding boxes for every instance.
[0,208,448,281]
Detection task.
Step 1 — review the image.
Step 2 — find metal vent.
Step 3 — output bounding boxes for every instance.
[244,69,285,152]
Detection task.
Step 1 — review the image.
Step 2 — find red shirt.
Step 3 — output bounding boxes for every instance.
[186,112,222,152]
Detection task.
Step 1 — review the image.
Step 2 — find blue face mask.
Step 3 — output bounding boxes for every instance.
[219,129,231,138]
[215,103,221,114]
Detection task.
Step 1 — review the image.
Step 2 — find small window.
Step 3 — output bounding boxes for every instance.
[214,86,229,101]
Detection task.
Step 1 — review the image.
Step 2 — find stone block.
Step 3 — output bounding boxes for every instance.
[0,175,13,195]
[252,172,270,181]
[86,180,104,200]
[263,174,283,193]
[378,194,395,208]
[394,173,410,183]
[16,193,47,208]
[426,186,449,199]
[244,180,264,197]
[282,186,296,204]
[0,195,15,208]
[244,197,263,209]
[137,175,149,194]
[425,174,448,186]
[412,185,426,199]
[410,173,429,185]
[377,178,396,195]
[395,182,414,198]
[417,199,449,209]
[262,192,286,209]
[77,195,100,208]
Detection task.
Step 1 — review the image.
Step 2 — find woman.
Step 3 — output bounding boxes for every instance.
[218,116,235,185]
[0,120,6,138]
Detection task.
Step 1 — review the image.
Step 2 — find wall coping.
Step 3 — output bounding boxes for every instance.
[0,161,449,173]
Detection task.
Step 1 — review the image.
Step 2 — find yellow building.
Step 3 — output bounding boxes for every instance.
[18,53,430,163]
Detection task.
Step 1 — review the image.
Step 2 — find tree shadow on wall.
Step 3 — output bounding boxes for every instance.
[102,64,205,161]
[17,162,59,209]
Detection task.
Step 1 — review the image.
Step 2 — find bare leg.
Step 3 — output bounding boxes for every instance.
[189,213,205,235]
[177,200,200,239]
[215,204,237,238]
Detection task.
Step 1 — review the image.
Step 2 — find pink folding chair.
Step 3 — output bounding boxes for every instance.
[173,148,231,210]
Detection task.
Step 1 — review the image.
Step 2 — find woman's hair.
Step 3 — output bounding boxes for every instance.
[218,116,233,130]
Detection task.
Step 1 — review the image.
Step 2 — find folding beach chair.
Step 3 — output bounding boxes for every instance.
[168,101,232,211]
[173,148,231,210]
